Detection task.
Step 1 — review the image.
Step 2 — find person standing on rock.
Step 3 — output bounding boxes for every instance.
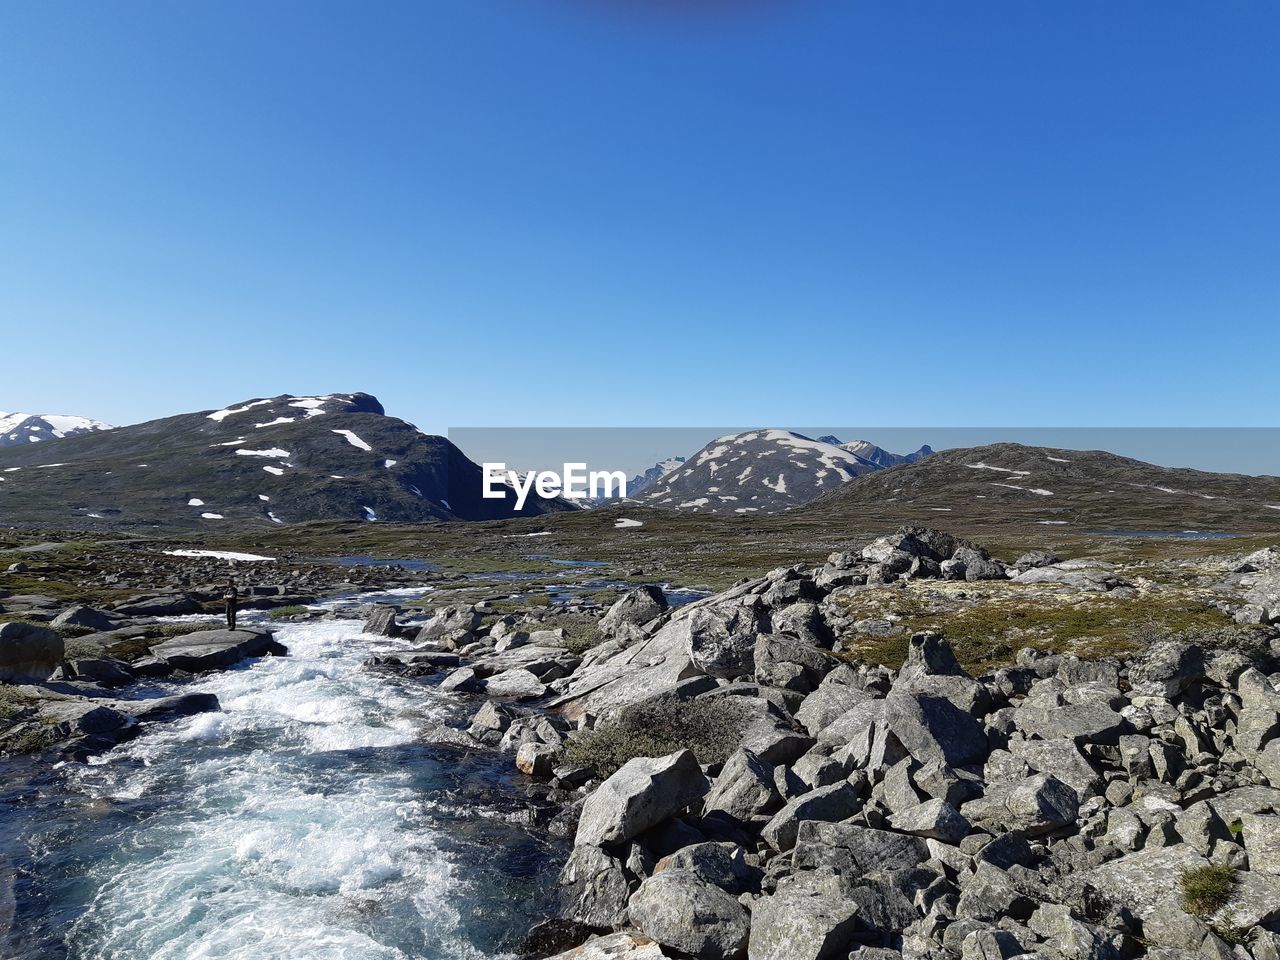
[223,579,239,631]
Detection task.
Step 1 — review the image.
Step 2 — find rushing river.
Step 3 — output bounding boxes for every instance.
[0,601,565,959]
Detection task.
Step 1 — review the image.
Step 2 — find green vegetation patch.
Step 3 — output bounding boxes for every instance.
[834,586,1252,671]
[1180,864,1237,917]
[0,684,35,720]
[62,637,107,660]
[267,605,309,620]
[565,698,756,778]
[527,613,603,655]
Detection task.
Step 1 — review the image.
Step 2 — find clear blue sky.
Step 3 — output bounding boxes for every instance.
[1,1,1276,434]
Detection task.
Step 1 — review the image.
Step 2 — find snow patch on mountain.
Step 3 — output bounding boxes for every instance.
[333,429,372,452]
[0,411,113,446]
[639,430,924,515]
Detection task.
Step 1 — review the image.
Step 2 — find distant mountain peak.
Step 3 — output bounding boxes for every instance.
[0,392,566,528]
[624,455,687,498]
[635,431,936,515]
[637,429,880,515]
[0,411,113,447]
[203,392,385,423]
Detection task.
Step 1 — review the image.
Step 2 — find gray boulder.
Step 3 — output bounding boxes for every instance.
[0,620,63,682]
[1242,813,1280,875]
[111,593,202,616]
[362,604,400,636]
[962,773,1078,835]
[703,748,782,822]
[761,780,860,852]
[1128,642,1205,698]
[1014,550,1059,570]
[796,681,874,739]
[558,844,630,927]
[943,547,1008,582]
[888,798,970,844]
[50,606,115,631]
[1234,668,1280,755]
[1006,738,1101,800]
[1082,844,1209,920]
[628,869,750,960]
[541,932,666,959]
[484,669,548,700]
[655,841,758,893]
[1027,904,1122,960]
[770,602,832,648]
[791,821,929,874]
[575,750,709,847]
[600,586,669,634]
[1245,571,1280,624]
[683,602,767,679]
[66,657,135,686]
[883,690,987,766]
[748,883,861,960]
[753,633,837,693]
[148,628,286,672]
[416,605,481,642]
[1012,696,1127,745]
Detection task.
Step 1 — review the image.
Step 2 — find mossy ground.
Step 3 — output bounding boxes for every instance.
[564,698,757,777]
[0,684,34,720]
[267,605,310,620]
[833,582,1262,671]
[1180,864,1237,917]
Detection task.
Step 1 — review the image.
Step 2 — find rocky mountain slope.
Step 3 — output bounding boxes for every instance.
[635,431,883,515]
[818,436,934,470]
[0,393,570,529]
[627,457,686,498]
[804,442,1280,532]
[0,411,112,447]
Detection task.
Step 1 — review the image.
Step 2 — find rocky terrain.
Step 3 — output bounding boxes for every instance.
[340,527,1280,959]
[8,524,1280,958]
[0,410,112,446]
[0,392,571,529]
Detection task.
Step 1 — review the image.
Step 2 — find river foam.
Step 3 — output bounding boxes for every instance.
[4,610,561,959]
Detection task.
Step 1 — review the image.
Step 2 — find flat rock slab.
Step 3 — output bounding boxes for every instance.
[1082,845,1208,920]
[149,628,286,672]
[543,932,668,959]
[114,692,221,722]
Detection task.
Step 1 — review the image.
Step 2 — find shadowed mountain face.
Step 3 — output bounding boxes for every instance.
[0,393,571,530]
[801,442,1280,531]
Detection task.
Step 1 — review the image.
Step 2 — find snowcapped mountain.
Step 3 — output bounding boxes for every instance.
[815,436,934,469]
[627,456,686,497]
[0,411,113,447]
[0,393,570,529]
[634,432,936,515]
[635,430,883,515]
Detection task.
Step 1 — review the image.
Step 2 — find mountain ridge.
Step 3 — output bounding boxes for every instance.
[0,392,569,530]
[800,441,1280,530]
